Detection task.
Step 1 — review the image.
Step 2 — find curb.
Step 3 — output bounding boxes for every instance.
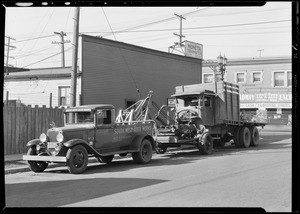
[5,155,131,175]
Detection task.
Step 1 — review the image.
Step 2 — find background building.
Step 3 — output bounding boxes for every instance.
[4,67,81,107]
[202,56,292,124]
[3,36,292,125]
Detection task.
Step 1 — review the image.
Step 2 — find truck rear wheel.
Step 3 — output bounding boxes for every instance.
[27,147,48,173]
[234,127,241,148]
[97,155,114,163]
[239,127,251,148]
[132,139,153,164]
[66,145,88,174]
[198,133,213,155]
[250,126,259,147]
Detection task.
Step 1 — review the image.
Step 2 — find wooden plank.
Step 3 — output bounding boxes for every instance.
[3,105,8,155]
[15,106,20,155]
[11,104,16,154]
[22,106,28,153]
[38,107,42,136]
[41,105,46,133]
[35,105,39,139]
[27,105,32,143]
[45,106,50,133]
[18,107,24,154]
[7,106,12,155]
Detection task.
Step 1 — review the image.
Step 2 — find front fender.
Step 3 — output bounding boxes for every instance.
[131,134,155,151]
[63,139,100,156]
[26,139,41,147]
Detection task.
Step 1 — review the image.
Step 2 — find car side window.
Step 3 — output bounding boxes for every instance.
[204,96,211,107]
[96,109,112,125]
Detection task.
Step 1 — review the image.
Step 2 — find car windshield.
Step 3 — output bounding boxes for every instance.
[65,111,94,124]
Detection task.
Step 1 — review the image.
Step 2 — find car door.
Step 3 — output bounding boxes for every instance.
[94,109,117,154]
[199,94,215,126]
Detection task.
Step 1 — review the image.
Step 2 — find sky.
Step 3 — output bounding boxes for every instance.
[4,2,292,69]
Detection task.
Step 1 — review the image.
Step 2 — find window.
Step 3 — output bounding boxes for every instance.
[184,96,199,107]
[252,72,262,83]
[203,74,214,83]
[204,96,211,107]
[96,110,111,125]
[274,72,285,87]
[287,71,292,87]
[236,73,246,83]
[58,86,70,106]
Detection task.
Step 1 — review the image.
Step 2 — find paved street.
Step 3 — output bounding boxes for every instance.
[5,130,291,212]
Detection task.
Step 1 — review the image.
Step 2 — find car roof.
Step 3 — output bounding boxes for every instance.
[171,90,215,97]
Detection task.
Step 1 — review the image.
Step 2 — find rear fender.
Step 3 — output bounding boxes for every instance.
[131,134,155,151]
[63,139,100,156]
[26,139,41,147]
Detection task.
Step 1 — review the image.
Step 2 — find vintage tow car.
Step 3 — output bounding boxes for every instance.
[23,104,156,174]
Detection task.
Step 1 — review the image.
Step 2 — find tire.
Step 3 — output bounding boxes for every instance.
[250,126,259,147]
[66,145,88,174]
[97,155,114,163]
[234,127,241,148]
[198,133,213,155]
[239,127,251,148]
[27,147,48,173]
[132,139,153,164]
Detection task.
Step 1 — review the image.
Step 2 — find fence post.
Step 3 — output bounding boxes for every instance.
[50,93,52,108]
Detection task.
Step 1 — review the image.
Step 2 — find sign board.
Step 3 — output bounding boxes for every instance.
[185,41,203,59]
[167,98,176,108]
[240,92,292,103]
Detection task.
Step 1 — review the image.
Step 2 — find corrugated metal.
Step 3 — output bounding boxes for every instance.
[81,35,202,111]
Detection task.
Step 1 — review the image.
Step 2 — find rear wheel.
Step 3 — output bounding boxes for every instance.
[198,133,213,155]
[234,127,241,148]
[97,155,114,163]
[250,126,259,147]
[132,139,153,164]
[27,147,48,173]
[66,145,88,174]
[239,127,251,148]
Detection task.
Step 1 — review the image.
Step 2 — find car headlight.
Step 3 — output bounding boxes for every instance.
[56,133,64,143]
[39,133,47,143]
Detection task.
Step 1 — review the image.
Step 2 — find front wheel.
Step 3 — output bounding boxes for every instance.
[97,155,114,163]
[66,145,88,174]
[132,139,153,164]
[198,133,213,155]
[27,147,48,173]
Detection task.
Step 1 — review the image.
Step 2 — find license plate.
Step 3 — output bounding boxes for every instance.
[47,142,58,149]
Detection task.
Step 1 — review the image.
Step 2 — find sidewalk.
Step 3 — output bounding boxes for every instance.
[4,153,100,174]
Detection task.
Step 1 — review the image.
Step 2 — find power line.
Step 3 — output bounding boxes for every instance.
[11,35,55,43]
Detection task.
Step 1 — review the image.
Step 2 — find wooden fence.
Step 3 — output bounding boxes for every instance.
[3,103,64,155]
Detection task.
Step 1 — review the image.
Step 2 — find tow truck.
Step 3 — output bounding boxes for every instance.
[154,80,266,154]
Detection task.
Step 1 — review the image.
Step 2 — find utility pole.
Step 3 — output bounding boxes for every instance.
[70,7,80,108]
[168,14,186,54]
[52,31,70,67]
[5,36,16,75]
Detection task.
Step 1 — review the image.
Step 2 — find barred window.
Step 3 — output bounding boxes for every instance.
[203,74,214,83]
[252,72,262,83]
[274,72,285,87]
[59,86,70,106]
[287,71,292,87]
[236,73,245,83]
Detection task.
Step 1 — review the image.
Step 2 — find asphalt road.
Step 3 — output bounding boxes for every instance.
[5,130,292,212]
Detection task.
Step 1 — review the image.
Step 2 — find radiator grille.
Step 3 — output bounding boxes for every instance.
[47,129,59,142]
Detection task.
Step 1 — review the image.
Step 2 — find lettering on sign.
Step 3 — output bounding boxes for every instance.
[240,93,292,102]
[185,41,203,59]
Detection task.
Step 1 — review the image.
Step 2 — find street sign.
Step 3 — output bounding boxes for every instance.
[185,41,203,59]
